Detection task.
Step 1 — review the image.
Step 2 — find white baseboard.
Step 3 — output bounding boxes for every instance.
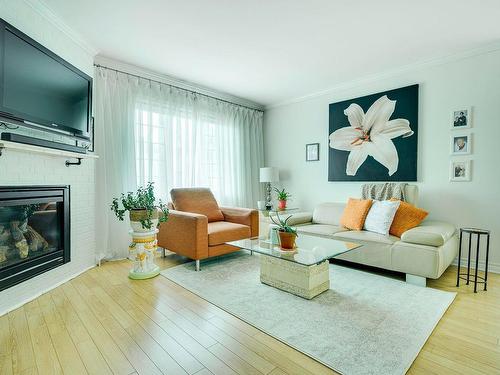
[452,257,500,274]
[0,264,96,317]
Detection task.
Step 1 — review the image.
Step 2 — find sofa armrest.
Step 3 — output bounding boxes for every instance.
[157,210,208,259]
[269,211,313,226]
[220,207,259,237]
[401,220,456,247]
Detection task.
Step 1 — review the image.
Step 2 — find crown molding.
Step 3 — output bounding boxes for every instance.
[266,40,500,110]
[94,55,265,111]
[25,0,98,57]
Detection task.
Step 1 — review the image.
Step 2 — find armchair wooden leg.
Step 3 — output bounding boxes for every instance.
[195,260,200,271]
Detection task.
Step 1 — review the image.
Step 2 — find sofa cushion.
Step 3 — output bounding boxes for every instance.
[401,221,456,247]
[364,200,400,235]
[171,188,224,222]
[296,224,346,237]
[208,221,250,246]
[334,230,399,245]
[389,199,428,237]
[339,198,373,230]
[312,202,346,225]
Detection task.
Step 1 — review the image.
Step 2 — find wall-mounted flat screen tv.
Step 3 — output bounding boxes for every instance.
[0,18,92,140]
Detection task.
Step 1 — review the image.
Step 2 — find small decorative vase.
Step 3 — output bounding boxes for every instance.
[129,209,159,232]
[278,231,296,250]
[128,229,160,280]
[278,200,287,210]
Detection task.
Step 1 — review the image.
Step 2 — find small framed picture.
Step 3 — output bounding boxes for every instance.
[450,159,471,182]
[306,143,319,161]
[450,132,471,155]
[451,107,472,129]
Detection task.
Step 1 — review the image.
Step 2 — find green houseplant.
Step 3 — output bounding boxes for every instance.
[269,212,297,250]
[110,182,169,232]
[274,187,292,210]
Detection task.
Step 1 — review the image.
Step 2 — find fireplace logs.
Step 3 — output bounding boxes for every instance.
[0,220,50,263]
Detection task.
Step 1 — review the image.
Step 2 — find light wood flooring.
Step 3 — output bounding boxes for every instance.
[1,254,499,375]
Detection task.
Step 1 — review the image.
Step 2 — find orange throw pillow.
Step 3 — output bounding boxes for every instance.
[340,198,373,230]
[389,199,428,237]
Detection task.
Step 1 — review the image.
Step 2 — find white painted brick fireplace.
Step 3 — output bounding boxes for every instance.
[0,149,96,315]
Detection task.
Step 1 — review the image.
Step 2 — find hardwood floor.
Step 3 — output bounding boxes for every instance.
[1,254,499,374]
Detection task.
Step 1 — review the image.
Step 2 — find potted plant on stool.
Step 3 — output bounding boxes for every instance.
[110,182,169,279]
[274,187,292,210]
[270,213,297,250]
[111,182,169,232]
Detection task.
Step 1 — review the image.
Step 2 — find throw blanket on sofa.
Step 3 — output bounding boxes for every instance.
[361,183,407,201]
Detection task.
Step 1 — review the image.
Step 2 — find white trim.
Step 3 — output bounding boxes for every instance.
[453,258,500,274]
[0,264,95,317]
[25,0,99,56]
[94,56,265,111]
[266,41,500,109]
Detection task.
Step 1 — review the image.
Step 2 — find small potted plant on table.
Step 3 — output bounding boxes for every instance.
[270,213,297,250]
[274,188,292,210]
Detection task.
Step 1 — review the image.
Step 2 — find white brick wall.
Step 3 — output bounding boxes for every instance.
[0,149,96,315]
[0,0,97,314]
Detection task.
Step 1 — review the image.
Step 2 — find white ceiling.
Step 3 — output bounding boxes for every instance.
[42,0,500,107]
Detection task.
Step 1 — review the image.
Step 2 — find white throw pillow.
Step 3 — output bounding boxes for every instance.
[364,200,401,236]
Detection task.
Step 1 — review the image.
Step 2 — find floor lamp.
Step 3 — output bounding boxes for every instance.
[260,167,279,210]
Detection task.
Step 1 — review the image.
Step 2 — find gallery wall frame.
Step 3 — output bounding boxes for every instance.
[306,143,320,161]
[450,159,471,182]
[450,131,472,156]
[450,107,472,130]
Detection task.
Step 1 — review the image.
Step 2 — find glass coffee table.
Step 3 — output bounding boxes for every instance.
[228,234,361,299]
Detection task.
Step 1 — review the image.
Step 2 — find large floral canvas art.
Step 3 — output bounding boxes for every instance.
[328,84,418,181]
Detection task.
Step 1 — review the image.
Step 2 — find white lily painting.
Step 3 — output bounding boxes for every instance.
[329,94,414,177]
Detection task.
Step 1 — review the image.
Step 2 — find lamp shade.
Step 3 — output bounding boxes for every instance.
[260,167,279,182]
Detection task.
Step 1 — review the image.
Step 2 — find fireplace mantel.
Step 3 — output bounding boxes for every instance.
[0,140,99,161]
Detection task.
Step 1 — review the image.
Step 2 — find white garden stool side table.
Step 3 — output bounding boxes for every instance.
[128,229,160,279]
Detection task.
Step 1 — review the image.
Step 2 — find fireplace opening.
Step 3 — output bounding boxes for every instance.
[0,186,70,291]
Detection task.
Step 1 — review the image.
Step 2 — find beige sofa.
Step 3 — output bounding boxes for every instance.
[272,186,458,286]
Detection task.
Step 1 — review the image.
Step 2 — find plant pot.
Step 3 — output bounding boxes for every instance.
[278,199,287,210]
[278,231,296,250]
[129,209,159,232]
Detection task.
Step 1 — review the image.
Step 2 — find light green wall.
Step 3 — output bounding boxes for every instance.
[264,48,500,271]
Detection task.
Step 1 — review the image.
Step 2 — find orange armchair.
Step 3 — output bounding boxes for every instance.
[157,188,258,270]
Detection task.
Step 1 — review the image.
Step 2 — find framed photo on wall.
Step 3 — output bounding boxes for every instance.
[450,131,471,155]
[450,159,471,181]
[451,107,472,130]
[328,84,418,181]
[306,143,319,161]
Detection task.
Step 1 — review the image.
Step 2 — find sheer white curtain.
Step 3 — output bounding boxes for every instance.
[95,66,264,259]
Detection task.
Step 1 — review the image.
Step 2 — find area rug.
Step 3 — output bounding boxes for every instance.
[161,252,455,375]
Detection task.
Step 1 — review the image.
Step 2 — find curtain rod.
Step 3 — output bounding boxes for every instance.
[93,63,264,113]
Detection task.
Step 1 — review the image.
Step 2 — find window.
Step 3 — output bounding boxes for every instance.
[134,104,228,203]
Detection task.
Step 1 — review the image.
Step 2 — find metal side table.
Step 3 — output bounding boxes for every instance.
[456,227,491,292]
